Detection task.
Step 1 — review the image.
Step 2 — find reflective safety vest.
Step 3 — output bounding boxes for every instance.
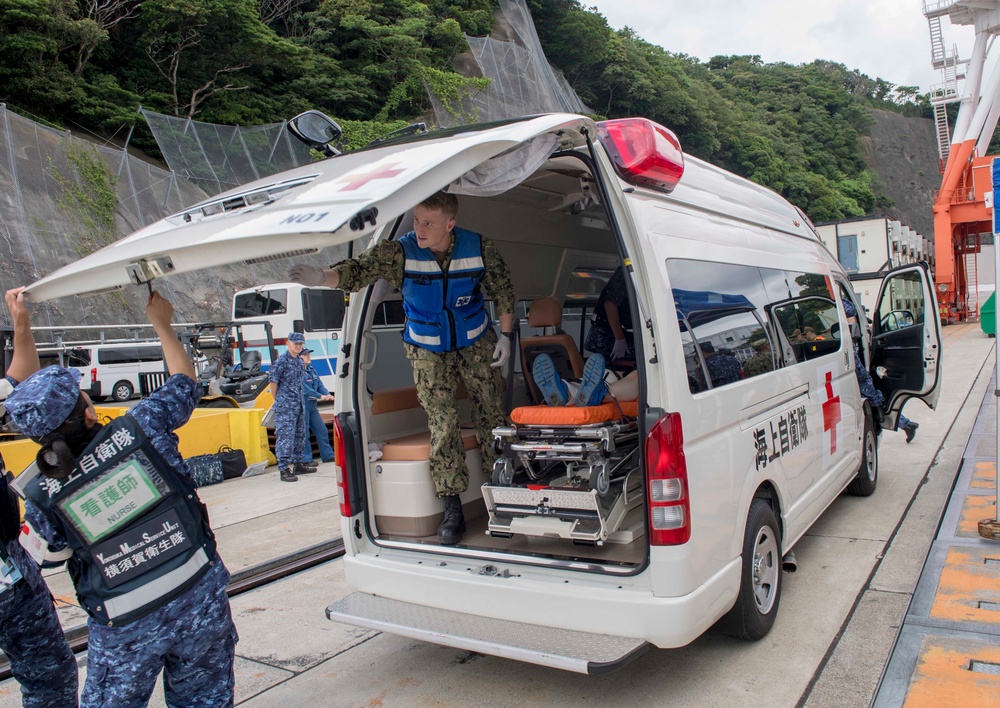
[399,228,490,352]
[24,416,215,626]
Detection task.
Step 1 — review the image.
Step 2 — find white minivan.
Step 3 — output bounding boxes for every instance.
[23,114,942,673]
[64,342,165,402]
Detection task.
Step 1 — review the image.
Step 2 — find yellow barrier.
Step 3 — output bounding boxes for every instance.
[0,403,276,478]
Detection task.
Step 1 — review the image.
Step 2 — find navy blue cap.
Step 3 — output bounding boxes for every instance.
[843,299,857,318]
[4,367,82,439]
[301,348,314,355]
[287,332,305,343]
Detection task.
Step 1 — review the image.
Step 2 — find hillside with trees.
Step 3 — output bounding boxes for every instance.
[1,0,934,226]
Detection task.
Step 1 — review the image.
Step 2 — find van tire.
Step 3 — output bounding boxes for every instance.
[847,412,878,497]
[719,499,782,641]
[111,381,133,402]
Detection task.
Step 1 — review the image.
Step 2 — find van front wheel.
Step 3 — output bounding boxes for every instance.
[719,499,782,641]
[111,381,134,402]
[847,412,878,497]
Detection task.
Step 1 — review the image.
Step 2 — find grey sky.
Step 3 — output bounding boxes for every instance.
[583,0,974,93]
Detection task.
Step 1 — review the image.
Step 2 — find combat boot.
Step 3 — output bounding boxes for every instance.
[279,467,298,482]
[294,461,317,475]
[437,495,466,545]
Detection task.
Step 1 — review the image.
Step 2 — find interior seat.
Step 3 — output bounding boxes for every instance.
[520,297,585,404]
[228,350,262,381]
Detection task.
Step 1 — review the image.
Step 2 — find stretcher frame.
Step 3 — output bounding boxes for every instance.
[483,414,642,544]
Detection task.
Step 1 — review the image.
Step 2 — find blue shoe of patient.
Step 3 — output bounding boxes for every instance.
[575,354,607,407]
[532,353,568,406]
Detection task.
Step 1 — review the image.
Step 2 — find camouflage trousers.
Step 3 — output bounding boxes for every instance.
[405,332,506,497]
[82,559,237,708]
[0,541,78,708]
[274,398,306,468]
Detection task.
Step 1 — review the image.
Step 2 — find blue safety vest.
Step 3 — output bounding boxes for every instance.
[24,416,215,626]
[399,227,490,352]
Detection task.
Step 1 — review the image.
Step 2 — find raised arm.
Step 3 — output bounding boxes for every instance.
[147,292,195,380]
[5,287,39,382]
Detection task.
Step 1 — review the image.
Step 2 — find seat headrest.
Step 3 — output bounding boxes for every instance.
[528,297,562,328]
[241,350,262,368]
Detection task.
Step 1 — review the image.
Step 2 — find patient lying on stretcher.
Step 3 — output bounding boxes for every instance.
[532,353,638,407]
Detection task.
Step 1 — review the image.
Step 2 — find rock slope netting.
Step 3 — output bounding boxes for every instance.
[0,106,348,334]
[860,108,941,240]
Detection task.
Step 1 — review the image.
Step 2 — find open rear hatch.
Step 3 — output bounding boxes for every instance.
[24,115,594,302]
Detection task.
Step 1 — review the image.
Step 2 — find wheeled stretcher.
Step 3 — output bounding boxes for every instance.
[483,400,643,544]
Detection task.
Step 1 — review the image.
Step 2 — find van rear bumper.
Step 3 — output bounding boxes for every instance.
[83,382,102,398]
[340,552,741,648]
[327,592,649,674]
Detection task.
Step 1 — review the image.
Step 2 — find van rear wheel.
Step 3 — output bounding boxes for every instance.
[111,381,134,402]
[718,499,782,641]
[847,411,878,496]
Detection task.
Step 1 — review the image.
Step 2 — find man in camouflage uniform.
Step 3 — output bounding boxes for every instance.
[0,288,78,708]
[7,291,238,707]
[268,332,315,481]
[290,191,515,544]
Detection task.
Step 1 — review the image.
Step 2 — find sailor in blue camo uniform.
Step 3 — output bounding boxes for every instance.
[842,299,918,442]
[8,291,238,708]
[268,332,310,481]
[0,288,78,707]
[299,349,335,464]
[701,342,743,386]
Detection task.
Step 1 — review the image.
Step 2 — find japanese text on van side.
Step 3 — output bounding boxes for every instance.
[753,406,808,470]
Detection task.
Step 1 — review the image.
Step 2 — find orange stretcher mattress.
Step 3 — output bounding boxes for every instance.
[510,400,639,425]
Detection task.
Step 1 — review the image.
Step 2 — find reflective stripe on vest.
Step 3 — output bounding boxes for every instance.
[102,548,209,621]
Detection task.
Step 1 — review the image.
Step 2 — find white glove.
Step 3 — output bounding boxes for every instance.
[610,337,629,360]
[491,334,511,368]
[289,264,327,287]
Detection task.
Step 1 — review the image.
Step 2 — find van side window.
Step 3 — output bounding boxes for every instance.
[98,346,163,365]
[758,268,840,363]
[665,260,776,393]
[878,271,924,331]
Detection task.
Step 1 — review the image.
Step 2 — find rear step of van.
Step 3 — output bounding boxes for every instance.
[326,593,649,674]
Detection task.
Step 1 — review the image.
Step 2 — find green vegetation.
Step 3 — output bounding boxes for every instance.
[0,0,932,223]
[48,140,119,255]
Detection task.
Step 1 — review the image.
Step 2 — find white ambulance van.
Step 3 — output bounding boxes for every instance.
[231,282,345,389]
[22,114,942,673]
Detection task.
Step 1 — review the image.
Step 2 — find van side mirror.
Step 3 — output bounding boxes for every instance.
[288,110,343,157]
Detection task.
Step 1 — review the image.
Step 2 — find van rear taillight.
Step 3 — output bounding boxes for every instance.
[597,118,685,193]
[333,417,352,517]
[90,368,97,384]
[645,412,691,545]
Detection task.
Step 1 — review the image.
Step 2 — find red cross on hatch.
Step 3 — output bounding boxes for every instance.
[336,163,405,191]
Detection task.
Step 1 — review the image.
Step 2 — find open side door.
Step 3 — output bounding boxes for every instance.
[870,262,942,423]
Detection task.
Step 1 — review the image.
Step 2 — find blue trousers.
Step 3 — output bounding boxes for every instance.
[300,402,335,463]
[82,560,237,708]
[274,398,306,469]
[853,348,912,430]
[0,542,78,708]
